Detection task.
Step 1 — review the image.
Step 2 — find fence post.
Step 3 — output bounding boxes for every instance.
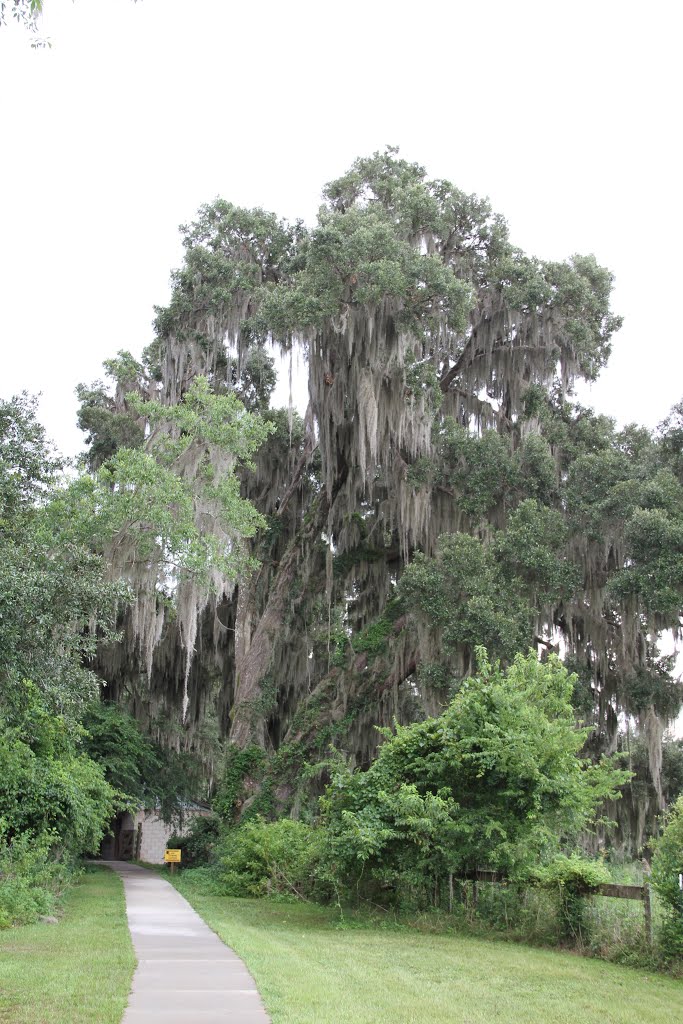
[642,878,652,946]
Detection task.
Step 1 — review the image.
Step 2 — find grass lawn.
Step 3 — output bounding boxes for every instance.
[174,873,683,1024]
[0,865,135,1024]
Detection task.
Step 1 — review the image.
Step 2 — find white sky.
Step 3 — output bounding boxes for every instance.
[1,0,682,459]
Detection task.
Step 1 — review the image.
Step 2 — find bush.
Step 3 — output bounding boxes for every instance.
[532,854,610,944]
[651,795,683,961]
[0,684,115,929]
[168,815,221,868]
[0,830,73,928]
[213,817,328,900]
[0,683,117,861]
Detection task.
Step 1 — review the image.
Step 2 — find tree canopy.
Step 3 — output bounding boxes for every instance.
[3,151,682,877]
[66,152,682,849]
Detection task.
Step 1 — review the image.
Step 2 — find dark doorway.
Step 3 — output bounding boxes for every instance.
[100,810,136,860]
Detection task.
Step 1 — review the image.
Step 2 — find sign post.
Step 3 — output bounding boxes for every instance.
[164,848,182,875]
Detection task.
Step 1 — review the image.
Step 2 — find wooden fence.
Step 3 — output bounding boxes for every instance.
[459,870,652,944]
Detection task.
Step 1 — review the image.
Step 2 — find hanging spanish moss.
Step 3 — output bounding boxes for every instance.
[80,151,682,837]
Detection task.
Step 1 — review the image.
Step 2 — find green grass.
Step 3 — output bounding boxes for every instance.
[174,874,683,1024]
[0,866,135,1024]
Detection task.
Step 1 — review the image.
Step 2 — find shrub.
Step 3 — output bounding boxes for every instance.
[532,854,610,943]
[214,817,328,900]
[650,795,683,961]
[0,684,115,929]
[0,829,73,928]
[0,726,115,857]
[0,683,117,861]
[168,815,221,868]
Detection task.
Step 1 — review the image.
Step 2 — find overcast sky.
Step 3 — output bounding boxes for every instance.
[1,0,681,459]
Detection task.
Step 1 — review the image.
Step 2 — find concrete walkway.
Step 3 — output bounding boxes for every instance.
[106,861,271,1024]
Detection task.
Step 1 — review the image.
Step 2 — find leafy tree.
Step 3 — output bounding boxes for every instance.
[68,369,274,739]
[0,684,115,854]
[82,701,206,823]
[399,500,579,676]
[0,679,116,926]
[0,396,118,892]
[81,702,161,806]
[76,151,680,846]
[320,651,629,907]
[0,395,125,719]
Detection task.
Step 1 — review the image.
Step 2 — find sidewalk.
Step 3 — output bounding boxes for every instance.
[106,861,271,1024]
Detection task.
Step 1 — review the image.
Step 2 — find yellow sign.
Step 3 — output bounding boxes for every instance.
[164,849,181,863]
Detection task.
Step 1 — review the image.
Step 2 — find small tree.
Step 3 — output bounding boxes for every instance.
[321,650,629,907]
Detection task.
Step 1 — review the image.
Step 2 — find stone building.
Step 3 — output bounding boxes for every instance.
[99,804,212,863]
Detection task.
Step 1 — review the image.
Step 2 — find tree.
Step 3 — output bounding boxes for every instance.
[81,701,205,823]
[0,672,117,926]
[72,365,274,736]
[320,651,629,906]
[77,151,680,834]
[0,394,125,720]
[0,395,121,923]
[0,681,115,855]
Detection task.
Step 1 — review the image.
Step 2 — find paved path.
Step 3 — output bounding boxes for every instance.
[106,861,271,1024]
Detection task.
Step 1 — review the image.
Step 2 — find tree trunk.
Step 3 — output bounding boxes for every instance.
[230,492,330,749]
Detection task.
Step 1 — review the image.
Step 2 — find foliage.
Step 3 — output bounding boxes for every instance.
[68,376,271,587]
[77,152,649,786]
[0,391,59,527]
[650,796,683,961]
[399,509,576,669]
[82,701,207,824]
[399,389,683,809]
[0,395,125,720]
[76,383,144,471]
[652,399,683,485]
[351,616,393,657]
[167,815,221,869]
[532,854,611,943]
[0,397,125,925]
[609,507,683,619]
[0,683,116,926]
[81,703,161,806]
[213,745,268,822]
[22,149,681,882]
[533,853,611,892]
[661,740,683,805]
[0,831,70,928]
[251,202,473,342]
[213,817,327,900]
[321,651,629,907]
[0,682,115,856]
